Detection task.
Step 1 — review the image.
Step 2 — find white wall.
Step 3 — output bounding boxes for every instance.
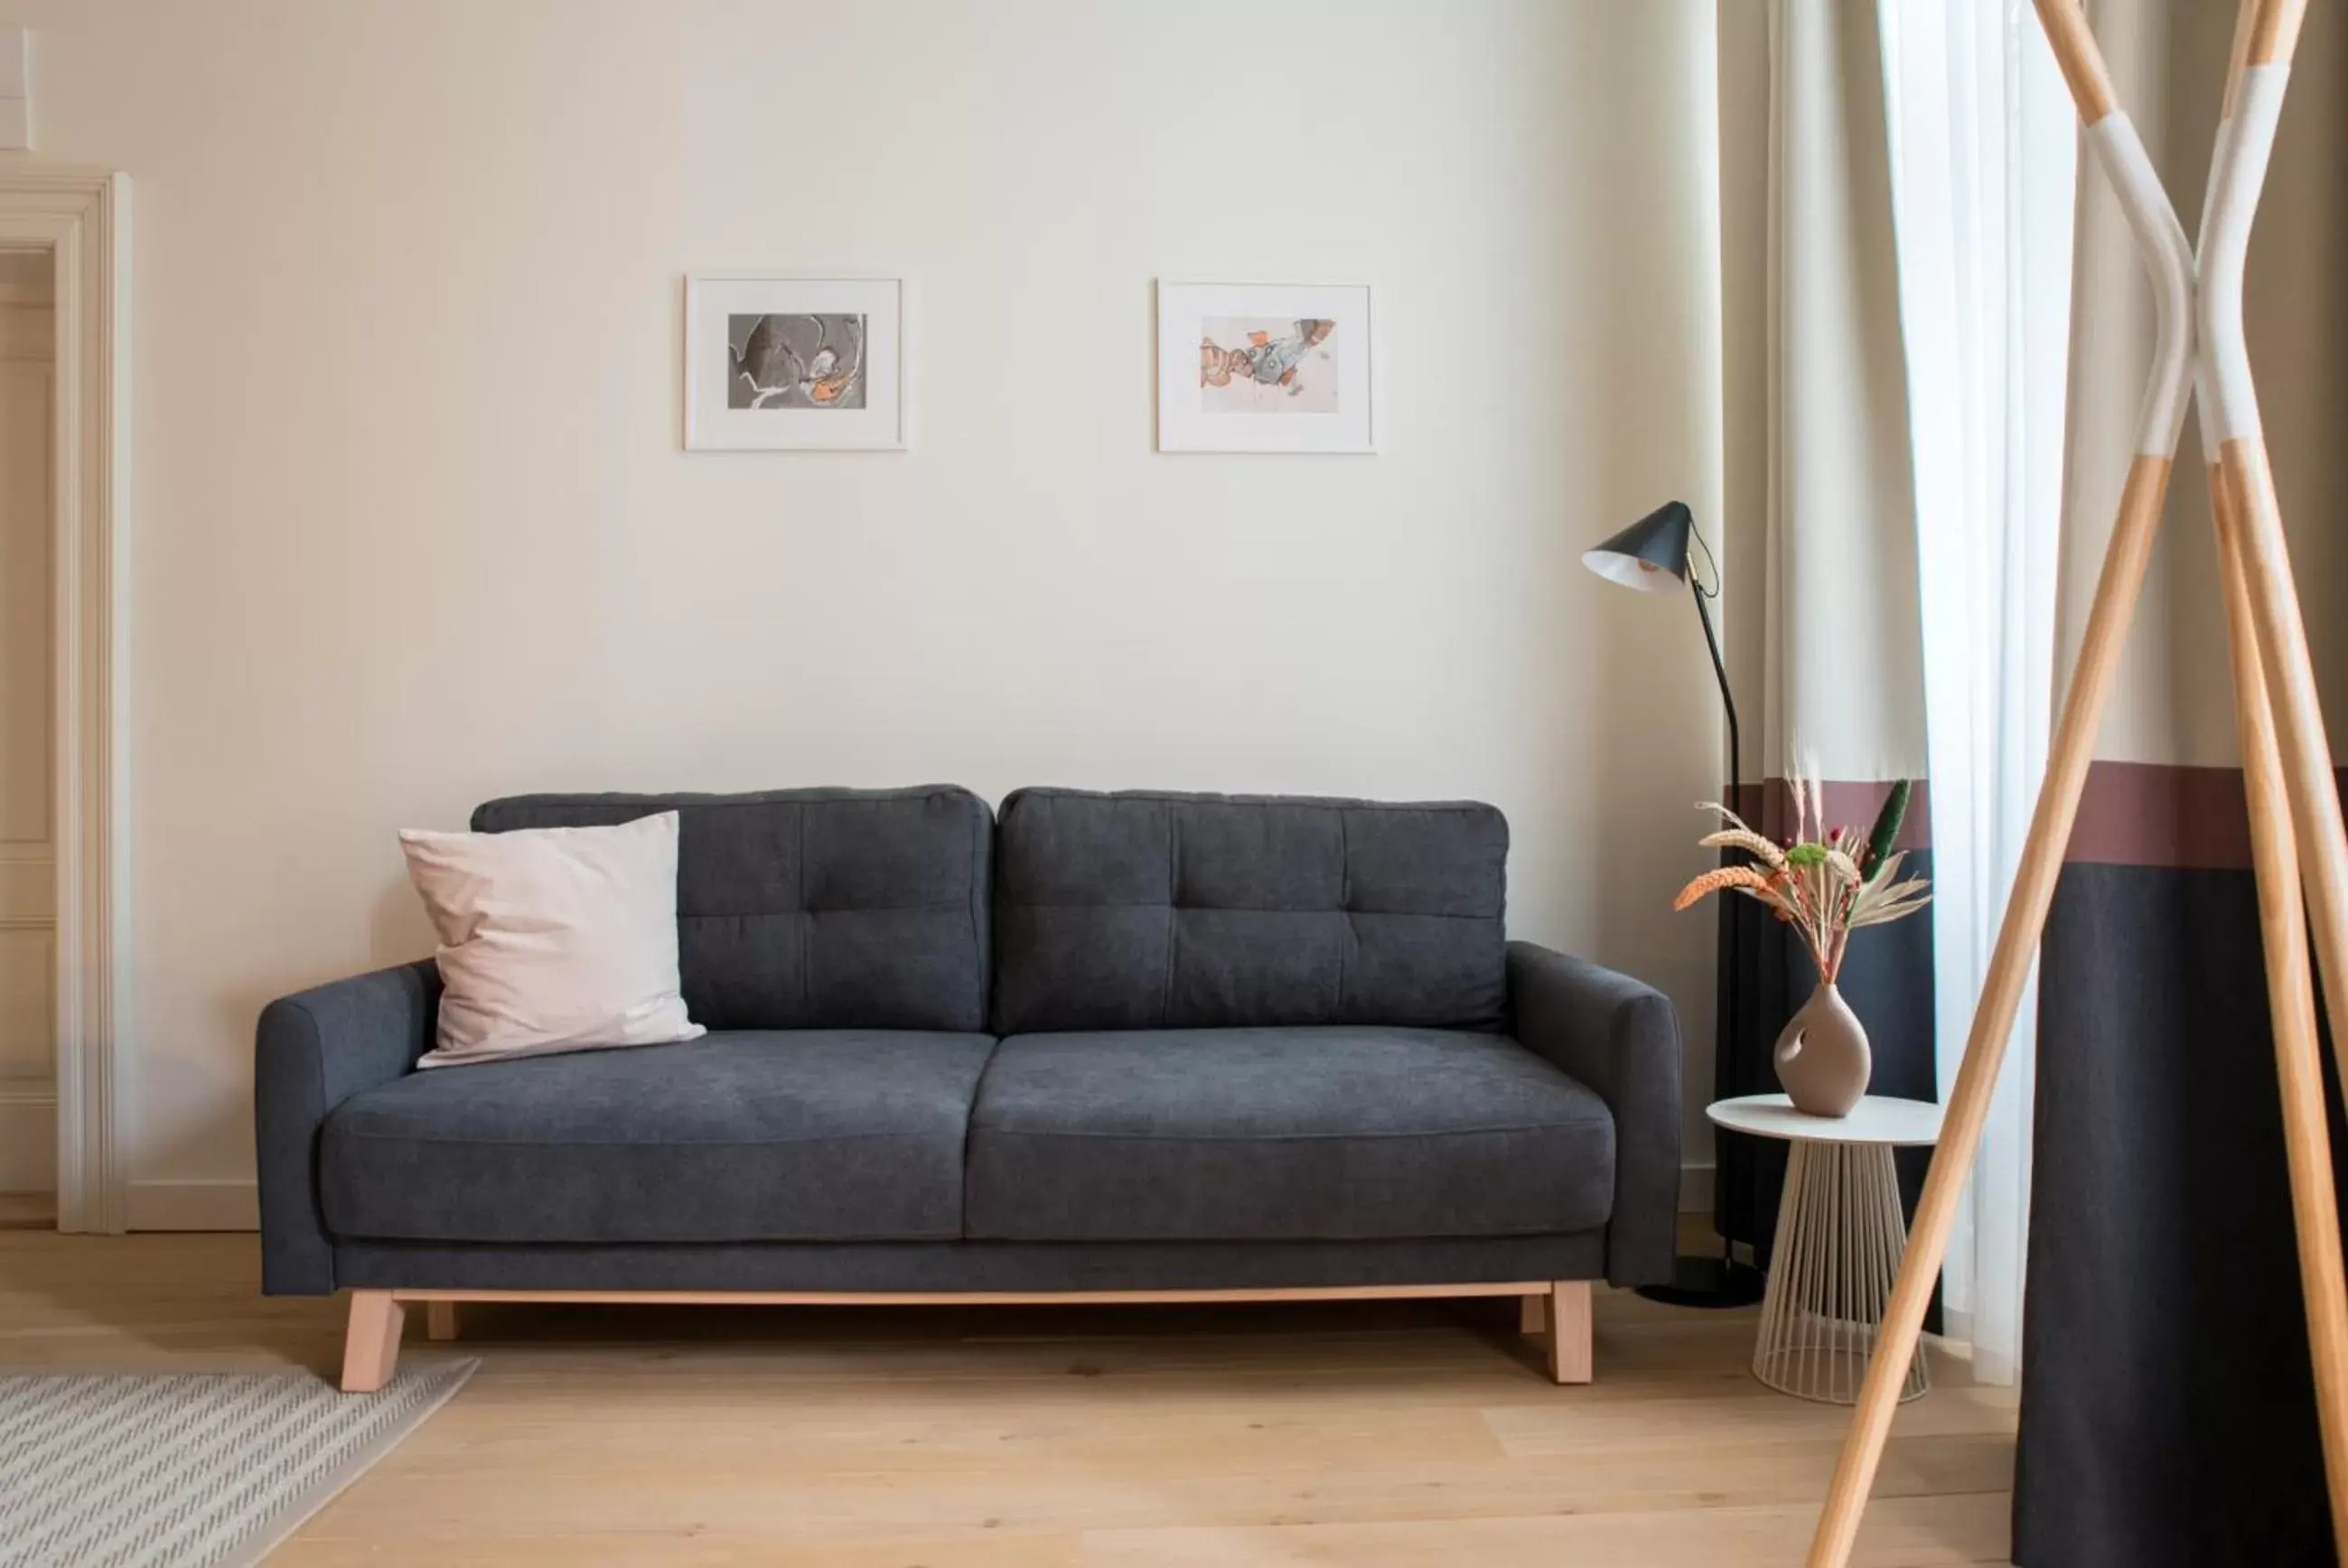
[3,0,1727,1217]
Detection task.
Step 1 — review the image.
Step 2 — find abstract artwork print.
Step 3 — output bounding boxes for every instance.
[728,313,868,410]
[686,275,903,450]
[1199,317,1338,413]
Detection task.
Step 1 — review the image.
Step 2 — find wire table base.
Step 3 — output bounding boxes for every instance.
[1753,1139,1930,1405]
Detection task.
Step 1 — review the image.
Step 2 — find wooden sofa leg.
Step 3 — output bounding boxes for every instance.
[426,1300,459,1342]
[1520,1292,1548,1336]
[341,1290,406,1393]
[1545,1280,1593,1385]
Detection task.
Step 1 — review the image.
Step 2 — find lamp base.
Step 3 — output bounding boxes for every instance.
[1635,1253,1767,1310]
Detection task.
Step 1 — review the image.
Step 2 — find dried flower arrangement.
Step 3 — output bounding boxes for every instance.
[1673,776,1932,984]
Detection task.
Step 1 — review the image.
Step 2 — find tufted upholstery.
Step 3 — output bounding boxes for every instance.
[989,788,1508,1034]
[471,787,991,1032]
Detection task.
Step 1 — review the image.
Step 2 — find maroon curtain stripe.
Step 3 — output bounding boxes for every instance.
[2059,761,2348,870]
[2062,761,2253,869]
[1740,764,2348,871]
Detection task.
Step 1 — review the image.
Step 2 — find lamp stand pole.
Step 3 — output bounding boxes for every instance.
[1635,570,1766,1309]
[1692,576,1740,821]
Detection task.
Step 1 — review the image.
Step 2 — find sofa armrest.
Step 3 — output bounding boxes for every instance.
[1507,941,1683,1287]
[254,959,440,1295]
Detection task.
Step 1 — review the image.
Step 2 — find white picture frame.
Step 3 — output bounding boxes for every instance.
[1155,279,1375,454]
[685,274,906,451]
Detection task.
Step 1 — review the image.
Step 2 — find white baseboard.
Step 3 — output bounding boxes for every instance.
[1679,1161,1715,1214]
[0,1083,55,1193]
[126,1179,257,1231]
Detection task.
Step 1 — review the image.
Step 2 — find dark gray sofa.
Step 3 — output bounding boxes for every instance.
[256,785,1681,1390]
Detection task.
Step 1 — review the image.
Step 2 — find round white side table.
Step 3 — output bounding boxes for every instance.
[1707,1093,1942,1405]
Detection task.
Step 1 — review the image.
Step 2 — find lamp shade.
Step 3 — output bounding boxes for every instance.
[1582,500,1695,593]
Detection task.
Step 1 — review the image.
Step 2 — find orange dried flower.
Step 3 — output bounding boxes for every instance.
[1671,865,1773,911]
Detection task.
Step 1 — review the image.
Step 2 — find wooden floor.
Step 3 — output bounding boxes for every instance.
[0,1228,2016,1566]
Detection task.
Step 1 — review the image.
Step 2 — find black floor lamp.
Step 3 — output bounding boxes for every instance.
[1583,500,1766,1308]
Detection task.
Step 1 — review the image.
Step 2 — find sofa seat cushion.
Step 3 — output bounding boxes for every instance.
[320,1031,996,1244]
[964,1028,1614,1243]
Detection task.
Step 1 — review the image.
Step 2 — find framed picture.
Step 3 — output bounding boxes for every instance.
[1155,280,1375,453]
[685,275,905,451]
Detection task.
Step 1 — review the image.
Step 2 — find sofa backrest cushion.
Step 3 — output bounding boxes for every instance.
[471,787,991,1032]
[991,788,1507,1034]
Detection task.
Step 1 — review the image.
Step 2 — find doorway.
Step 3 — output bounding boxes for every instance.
[0,170,129,1234]
[0,246,51,1227]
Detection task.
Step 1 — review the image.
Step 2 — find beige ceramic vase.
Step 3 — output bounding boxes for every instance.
[1773,982,1871,1117]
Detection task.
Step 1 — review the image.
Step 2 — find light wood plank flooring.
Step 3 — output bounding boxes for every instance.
[0,1230,2015,1565]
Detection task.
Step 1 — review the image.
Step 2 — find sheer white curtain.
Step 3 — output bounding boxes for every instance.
[1875,0,2077,1385]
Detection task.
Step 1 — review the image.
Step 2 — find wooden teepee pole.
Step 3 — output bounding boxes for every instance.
[2194,0,2348,1546]
[2201,2,2348,1096]
[2208,453,2348,1554]
[1807,2,2348,1562]
[1801,464,2172,1568]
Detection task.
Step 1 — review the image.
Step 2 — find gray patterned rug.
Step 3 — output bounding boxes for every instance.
[0,1361,475,1568]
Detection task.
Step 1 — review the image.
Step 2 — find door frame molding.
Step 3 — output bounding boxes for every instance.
[0,170,130,1233]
